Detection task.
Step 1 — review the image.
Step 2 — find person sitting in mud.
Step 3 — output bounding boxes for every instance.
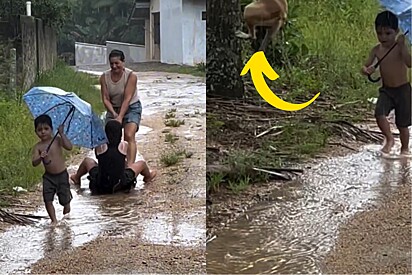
[31,114,73,224]
[70,120,156,194]
[361,10,411,156]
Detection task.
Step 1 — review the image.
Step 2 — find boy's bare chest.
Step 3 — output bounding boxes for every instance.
[38,141,62,155]
[376,47,403,68]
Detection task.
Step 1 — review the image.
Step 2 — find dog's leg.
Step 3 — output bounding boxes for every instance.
[258,19,283,52]
[235,29,251,39]
[235,22,255,39]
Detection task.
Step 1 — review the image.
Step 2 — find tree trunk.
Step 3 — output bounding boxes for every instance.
[206,0,244,98]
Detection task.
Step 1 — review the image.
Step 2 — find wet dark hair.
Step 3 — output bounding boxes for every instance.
[108,49,125,62]
[105,120,122,146]
[34,114,52,130]
[375,10,398,31]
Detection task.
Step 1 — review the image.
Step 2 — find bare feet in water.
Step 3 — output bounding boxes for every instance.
[144,170,157,184]
[400,148,411,157]
[381,137,394,154]
[69,174,80,185]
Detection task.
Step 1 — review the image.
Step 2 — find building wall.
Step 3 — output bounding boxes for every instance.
[75,42,107,66]
[151,0,160,12]
[181,0,206,65]
[159,0,183,64]
[106,41,146,63]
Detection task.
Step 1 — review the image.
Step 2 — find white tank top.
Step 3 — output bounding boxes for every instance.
[104,68,139,108]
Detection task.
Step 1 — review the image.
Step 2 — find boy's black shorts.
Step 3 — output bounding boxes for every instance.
[374,83,411,128]
[43,169,72,206]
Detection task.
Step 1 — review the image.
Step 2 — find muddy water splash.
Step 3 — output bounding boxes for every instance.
[207,144,411,274]
[0,71,206,274]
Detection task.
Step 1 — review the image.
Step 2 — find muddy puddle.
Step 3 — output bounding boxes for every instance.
[206,141,411,274]
[0,70,206,274]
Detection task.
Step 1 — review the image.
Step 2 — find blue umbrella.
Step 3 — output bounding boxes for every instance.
[368,0,411,82]
[23,86,108,150]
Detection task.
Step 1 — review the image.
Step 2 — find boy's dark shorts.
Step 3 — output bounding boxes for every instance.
[88,166,136,194]
[43,169,72,206]
[374,83,411,128]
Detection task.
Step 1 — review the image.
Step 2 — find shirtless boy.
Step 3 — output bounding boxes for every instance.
[362,10,411,155]
[31,114,73,223]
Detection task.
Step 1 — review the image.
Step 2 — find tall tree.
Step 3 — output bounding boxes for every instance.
[207,0,244,98]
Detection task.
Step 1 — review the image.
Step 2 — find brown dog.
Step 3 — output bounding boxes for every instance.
[235,0,288,52]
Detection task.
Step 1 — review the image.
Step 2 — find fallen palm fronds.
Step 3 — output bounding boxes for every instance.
[207,164,303,181]
[0,209,47,226]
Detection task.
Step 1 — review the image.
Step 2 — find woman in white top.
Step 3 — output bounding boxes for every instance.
[100,49,142,165]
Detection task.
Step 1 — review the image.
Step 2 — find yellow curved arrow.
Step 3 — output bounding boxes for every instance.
[240,51,320,111]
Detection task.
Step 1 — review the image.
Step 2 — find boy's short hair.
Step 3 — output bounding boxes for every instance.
[34,114,52,129]
[375,10,398,30]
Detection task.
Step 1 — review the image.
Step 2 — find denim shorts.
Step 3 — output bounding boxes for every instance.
[106,100,142,127]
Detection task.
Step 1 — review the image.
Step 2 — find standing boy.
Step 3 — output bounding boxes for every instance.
[31,114,73,224]
[362,10,411,156]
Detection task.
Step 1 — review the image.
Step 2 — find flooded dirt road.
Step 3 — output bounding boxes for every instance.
[0,69,206,274]
[207,138,411,274]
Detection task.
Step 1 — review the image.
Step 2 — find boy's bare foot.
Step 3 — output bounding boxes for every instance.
[381,137,394,154]
[143,170,157,184]
[69,174,80,185]
[400,148,411,157]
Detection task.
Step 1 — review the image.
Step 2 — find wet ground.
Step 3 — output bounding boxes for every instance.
[207,125,411,274]
[0,69,206,274]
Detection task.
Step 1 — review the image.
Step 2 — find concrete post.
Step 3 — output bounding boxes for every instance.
[9,48,16,98]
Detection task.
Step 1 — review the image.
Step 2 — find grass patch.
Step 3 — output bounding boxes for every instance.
[164,119,185,127]
[33,61,105,114]
[160,148,192,167]
[227,176,251,194]
[239,0,377,102]
[0,61,102,203]
[160,150,183,167]
[0,101,44,197]
[165,109,177,119]
[165,133,179,143]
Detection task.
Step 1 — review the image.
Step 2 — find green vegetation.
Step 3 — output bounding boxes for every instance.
[0,0,71,31]
[164,119,185,127]
[165,133,179,144]
[208,0,403,193]
[34,61,104,114]
[0,61,103,204]
[160,149,187,167]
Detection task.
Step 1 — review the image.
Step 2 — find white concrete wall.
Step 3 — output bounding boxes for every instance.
[159,0,183,64]
[75,42,107,66]
[106,41,146,63]
[182,0,206,65]
[151,0,160,12]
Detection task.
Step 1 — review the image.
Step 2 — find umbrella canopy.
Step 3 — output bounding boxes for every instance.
[379,0,411,42]
[23,86,107,149]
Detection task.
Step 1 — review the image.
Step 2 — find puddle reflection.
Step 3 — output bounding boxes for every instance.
[206,144,411,274]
